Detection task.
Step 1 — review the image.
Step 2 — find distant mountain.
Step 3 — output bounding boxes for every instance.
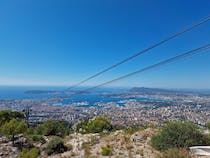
[129,87,210,95]
[129,87,180,94]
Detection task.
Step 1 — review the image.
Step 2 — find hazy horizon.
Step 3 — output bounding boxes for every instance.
[1,85,210,92]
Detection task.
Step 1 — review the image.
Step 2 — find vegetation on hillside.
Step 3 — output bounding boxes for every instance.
[151,121,210,151]
[0,110,25,127]
[0,110,71,157]
[157,148,191,158]
[76,116,113,133]
[46,137,67,155]
[101,145,113,156]
[1,118,27,145]
[27,134,46,144]
[206,122,210,130]
[35,119,71,137]
[18,147,39,158]
[1,110,210,157]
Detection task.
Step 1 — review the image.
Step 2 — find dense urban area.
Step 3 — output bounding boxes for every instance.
[1,88,210,158]
[1,88,210,128]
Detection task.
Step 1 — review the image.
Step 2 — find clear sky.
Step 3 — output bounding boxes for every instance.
[0,0,210,89]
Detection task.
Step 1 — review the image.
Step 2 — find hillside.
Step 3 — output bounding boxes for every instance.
[1,111,209,158]
[0,128,159,158]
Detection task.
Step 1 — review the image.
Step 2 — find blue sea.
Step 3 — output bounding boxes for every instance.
[0,86,170,106]
[0,86,66,99]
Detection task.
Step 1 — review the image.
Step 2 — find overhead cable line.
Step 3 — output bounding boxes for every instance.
[83,43,210,92]
[68,15,210,90]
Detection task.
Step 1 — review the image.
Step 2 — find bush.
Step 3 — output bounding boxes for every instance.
[28,134,46,144]
[46,137,67,155]
[206,122,210,129]
[25,128,35,135]
[36,119,70,137]
[101,145,113,156]
[0,118,27,145]
[158,148,191,158]
[76,116,113,133]
[88,116,112,133]
[0,110,25,127]
[76,118,89,133]
[18,148,39,158]
[151,121,210,151]
[124,128,139,135]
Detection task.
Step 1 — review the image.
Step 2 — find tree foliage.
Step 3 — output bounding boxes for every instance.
[0,110,25,127]
[1,118,27,145]
[151,121,210,151]
[88,116,112,133]
[28,134,46,144]
[46,137,67,155]
[35,119,70,137]
[76,116,113,133]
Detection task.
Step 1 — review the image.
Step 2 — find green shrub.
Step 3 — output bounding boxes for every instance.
[206,122,210,130]
[124,128,139,135]
[1,118,27,145]
[25,128,35,135]
[158,148,191,158]
[101,145,113,156]
[88,116,112,133]
[36,119,70,137]
[18,148,39,158]
[151,121,210,151]
[0,110,25,127]
[28,134,46,144]
[76,116,113,133]
[46,137,67,155]
[76,118,90,134]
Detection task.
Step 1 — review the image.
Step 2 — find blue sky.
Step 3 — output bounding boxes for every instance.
[0,0,210,89]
